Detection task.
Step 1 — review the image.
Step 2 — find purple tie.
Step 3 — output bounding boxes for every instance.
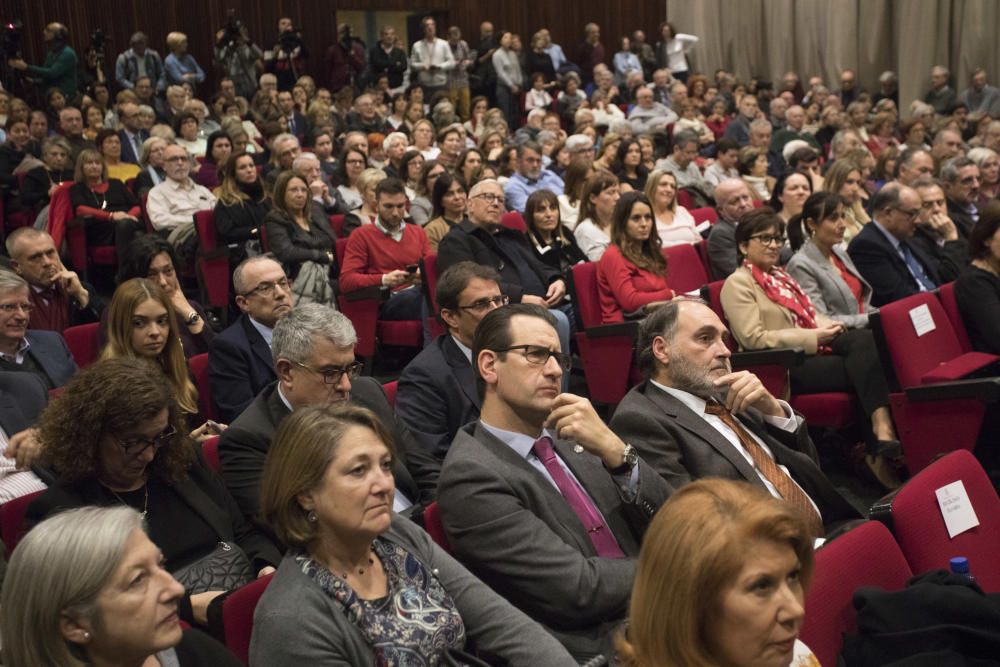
[532,436,626,558]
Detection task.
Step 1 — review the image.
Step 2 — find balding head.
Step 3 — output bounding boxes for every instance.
[715,179,754,222]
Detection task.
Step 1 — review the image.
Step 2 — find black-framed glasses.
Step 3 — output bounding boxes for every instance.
[458,294,509,312]
[750,234,786,247]
[114,424,177,456]
[893,206,921,220]
[495,344,572,371]
[293,360,363,385]
[473,193,504,205]
[241,277,291,297]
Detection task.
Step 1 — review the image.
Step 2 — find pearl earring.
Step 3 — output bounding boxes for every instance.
[307,510,317,523]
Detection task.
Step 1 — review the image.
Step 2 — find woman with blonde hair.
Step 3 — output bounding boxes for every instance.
[164,31,205,89]
[101,278,200,418]
[342,167,387,236]
[644,168,699,246]
[823,160,870,242]
[617,478,819,667]
[214,151,269,263]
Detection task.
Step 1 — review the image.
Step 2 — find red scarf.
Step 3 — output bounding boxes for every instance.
[744,260,818,329]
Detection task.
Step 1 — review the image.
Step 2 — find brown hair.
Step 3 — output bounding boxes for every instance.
[73,148,107,183]
[611,191,666,274]
[616,479,815,667]
[259,404,397,549]
[578,169,620,228]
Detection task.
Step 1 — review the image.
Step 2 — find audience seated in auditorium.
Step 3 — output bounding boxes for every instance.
[251,403,576,666]
[213,151,269,265]
[573,170,622,261]
[645,169,700,246]
[437,304,671,661]
[3,506,243,666]
[909,177,968,283]
[69,147,143,259]
[707,179,755,280]
[524,189,588,273]
[396,262,503,459]
[218,303,438,530]
[146,143,217,259]
[504,141,565,213]
[424,171,468,252]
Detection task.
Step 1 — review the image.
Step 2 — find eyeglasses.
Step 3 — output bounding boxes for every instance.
[115,424,177,456]
[164,155,188,163]
[473,193,504,204]
[345,158,366,165]
[458,294,509,312]
[750,234,786,247]
[241,278,291,297]
[893,206,921,220]
[293,360,363,385]
[495,344,572,371]
[0,302,33,314]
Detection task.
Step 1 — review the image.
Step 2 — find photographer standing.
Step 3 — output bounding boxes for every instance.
[8,23,78,102]
[215,16,263,101]
[264,17,307,92]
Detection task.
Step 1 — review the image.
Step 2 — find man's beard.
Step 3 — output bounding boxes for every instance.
[667,353,731,404]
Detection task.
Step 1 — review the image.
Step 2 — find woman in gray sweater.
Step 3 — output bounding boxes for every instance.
[251,404,577,666]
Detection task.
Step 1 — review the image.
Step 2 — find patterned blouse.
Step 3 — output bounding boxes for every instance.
[297,537,466,666]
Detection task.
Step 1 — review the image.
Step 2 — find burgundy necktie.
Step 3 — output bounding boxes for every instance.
[532,436,626,558]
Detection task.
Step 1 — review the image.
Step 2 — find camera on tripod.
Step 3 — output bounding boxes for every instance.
[221,9,244,47]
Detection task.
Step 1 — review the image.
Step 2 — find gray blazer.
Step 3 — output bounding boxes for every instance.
[437,421,671,660]
[785,239,874,329]
[249,515,577,667]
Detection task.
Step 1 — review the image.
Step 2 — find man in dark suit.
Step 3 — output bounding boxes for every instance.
[208,257,291,422]
[396,262,502,459]
[0,271,77,390]
[0,371,49,502]
[848,183,941,307]
[611,300,859,535]
[116,102,150,165]
[276,90,308,145]
[941,155,981,237]
[219,303,439,531]
[910,178,967,284]
[437,304,671,661]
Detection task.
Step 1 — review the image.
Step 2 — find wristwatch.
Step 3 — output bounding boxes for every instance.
[185,311,201,325]
[608,443,638,475]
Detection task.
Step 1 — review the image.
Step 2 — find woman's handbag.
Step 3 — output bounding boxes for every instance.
[172,541,255,595]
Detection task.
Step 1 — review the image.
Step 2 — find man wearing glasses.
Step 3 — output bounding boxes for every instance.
[0,271,77,390]
[437,304,670,661]
[116,102,149,165]
[209,257,293,422]
[396,262,505,459]
[848,183,941,307]
[146,143,216,257]
[219,302,439,530]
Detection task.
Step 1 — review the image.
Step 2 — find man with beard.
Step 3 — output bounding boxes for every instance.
[610,299,858,536]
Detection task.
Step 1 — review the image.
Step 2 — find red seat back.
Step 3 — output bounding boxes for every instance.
[937,282,973,353]
[689,206,718,225]
[889,449,1000,592]
[382,380,398,407]
[329,214,346,237]
[63,323,101,368]
[188,353,220,421]
[420,253,446,339]
[676,189,695,209]
[571,262,603,328]
[662,244,708,294]
[801,521,913,667]
[194,210,231,308]
[500,211,527,233]
[202,435,221,472]
[875,292,965,388]
[222,573,274,664]
[423,501,451,552]
[194,210,218,251]
[0,489,44,554]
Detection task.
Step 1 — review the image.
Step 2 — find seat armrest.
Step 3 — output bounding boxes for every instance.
[731,347,805,368]
[344,285,386,302]
[905,377,1000,403]
[583,321,640,339]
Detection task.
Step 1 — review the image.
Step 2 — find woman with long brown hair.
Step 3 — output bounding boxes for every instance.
[574,170,622,261]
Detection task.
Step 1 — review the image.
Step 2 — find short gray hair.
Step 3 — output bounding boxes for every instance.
[383,131,408,153]
[291,152,320,171]
[0,269,28,294]
[940,156,976,184]
[1,506,143,667]
[468,178,501,199]
[272,303,358,364]
[967,147,998,169]
[272,133,299,150]
[41,136,71,158]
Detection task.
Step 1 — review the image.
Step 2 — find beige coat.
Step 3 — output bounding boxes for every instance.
[720,266,835,354]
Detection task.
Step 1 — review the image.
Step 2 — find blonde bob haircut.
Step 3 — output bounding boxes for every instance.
[616,478,815,667]
[259,404,397,549]
[100,278,198,414]
[0,506,144,667]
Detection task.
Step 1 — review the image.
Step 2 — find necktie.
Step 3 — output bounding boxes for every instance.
[900,241,936,291]
[532,436,626,558]
[704,402,824,538]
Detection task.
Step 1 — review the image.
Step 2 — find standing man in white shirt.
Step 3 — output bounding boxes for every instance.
[409,17,455,101]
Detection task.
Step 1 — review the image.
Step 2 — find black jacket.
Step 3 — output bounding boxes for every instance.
[847,222,942,307]
[368,44,408,89]
[208,314,278,423]
[437,220,563,303]
[263,207,336,278]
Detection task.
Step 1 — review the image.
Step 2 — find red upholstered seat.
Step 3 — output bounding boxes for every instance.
[0,489,44,553]
[188,353,220,422]
[937,282,973,352]
[382,380,398,407]
[63,183,117,279]
[801,521,913,667]
[329,213,346,237]
[423,501,451,552]
[662,243,708,294]
[222,573,274,664]
[689,206,718,225]
[194,209,231,310]
[63,322,101,368]
[500,211,527,233]
[201,435,220,472]
[886,450,1000,592]
[420,253,446,339]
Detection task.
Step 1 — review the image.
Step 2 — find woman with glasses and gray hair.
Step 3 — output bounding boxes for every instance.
[24,357,281,633]
[2,505,242,666]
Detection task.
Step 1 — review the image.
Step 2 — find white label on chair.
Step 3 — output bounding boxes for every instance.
[909,304,936,337]
[935,480,980,538]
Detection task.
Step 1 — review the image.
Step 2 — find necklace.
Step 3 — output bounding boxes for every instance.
[330,543,376,579]
[89,184,107,210]
[107,483,149,519]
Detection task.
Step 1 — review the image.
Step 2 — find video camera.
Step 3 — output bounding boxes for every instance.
[221,9,244,47]
[279,27,303,54]
[0,20,22,59]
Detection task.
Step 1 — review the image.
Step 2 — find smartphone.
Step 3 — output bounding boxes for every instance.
[405,264,418,274]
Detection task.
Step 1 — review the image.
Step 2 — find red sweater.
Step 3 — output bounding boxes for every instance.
[596,244,674,323]
[339,222,430,293]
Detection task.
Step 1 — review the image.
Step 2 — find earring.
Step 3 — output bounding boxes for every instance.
[307,510,317,523]
[82,631,91,640]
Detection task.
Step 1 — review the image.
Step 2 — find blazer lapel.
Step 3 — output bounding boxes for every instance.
[642,383,764,486]
[241,316,274,376]
[442,336,481,410]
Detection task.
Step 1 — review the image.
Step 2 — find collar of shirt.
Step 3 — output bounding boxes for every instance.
[480,418,553,460]
[872,218,903,252]
[277,382,294,412]
[374,216,405,242]
[0,337,30,364]
[166,177,197,192]
[451,335,473,362]
[248,316,274,347]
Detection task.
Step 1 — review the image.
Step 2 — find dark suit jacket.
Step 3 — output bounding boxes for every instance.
[437,221,563,304]
[396,335,481,460]
[208,314,277,423]
[910,225,967,284]
[437,421,671,659]
[285,112,309,145]
[118,128,150,165]
[0,371,47,434]
[610,381,860,530]
[847,222,941,307]
[219,379,439,531]
[21,330,77,389]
